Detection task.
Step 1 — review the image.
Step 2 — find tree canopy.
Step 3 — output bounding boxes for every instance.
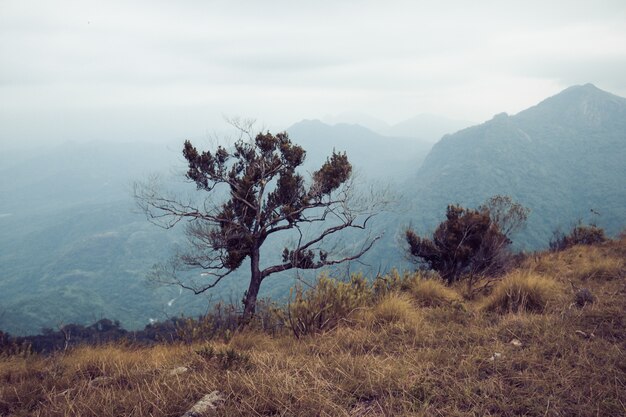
[135,128,382,321]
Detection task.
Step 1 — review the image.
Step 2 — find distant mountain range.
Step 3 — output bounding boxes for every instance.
[286,119,433,180]
[322,112,472,143]
[409,84,626,248]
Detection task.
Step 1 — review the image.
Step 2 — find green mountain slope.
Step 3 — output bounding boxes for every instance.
[409,84,626,248]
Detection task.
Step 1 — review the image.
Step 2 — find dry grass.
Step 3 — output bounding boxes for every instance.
[409,277,461,307]
[358,293,423,334]
[481,271,562,314]
[2,238,626,416]
[528,239,626,282]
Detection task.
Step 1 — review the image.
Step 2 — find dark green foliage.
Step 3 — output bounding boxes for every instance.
[550,223,607,251]
[137,130,377,322]
[406,196,527,284]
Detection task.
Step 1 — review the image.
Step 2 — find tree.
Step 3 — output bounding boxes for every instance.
[135,128,382,322]
[405,196,528,284]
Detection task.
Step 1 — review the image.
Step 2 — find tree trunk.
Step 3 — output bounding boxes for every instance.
[241,247,262,325]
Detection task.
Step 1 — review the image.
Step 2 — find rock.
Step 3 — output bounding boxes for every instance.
[575,330,595,339]
[168,366,189,376]
[182,391,224,417]
[510,338,522,347]
[88,376,114,388]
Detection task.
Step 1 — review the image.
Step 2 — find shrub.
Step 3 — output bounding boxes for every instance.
[372,270,420,298]
[482,272,561,314]
[287,274,371,338]
[405,196,528,284]
[174,302,240,343]
[195,344,250,370]
[550,223,607,251]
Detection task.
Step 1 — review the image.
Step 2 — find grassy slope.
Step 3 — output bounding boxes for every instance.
[1,238,625,417]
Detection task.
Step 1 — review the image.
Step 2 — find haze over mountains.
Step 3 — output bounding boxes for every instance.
[1,84,625,335]
[286,119,433,179]
[322,112,473,143]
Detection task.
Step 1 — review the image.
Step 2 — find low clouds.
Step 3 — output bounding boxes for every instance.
[1,0,625,147]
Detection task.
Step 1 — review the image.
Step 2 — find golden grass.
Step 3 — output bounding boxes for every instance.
[409,277,461,307]
[371,293,421,325]
[528,241,625,282]
[2,239,625,416]
[481,271,562,314]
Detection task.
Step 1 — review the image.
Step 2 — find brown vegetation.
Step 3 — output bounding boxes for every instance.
[405,196,529,284]
[1,237,625,416]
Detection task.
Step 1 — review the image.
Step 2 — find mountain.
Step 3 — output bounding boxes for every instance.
[322,112,390,134]
[409,84,626,248]
[287,120,432,180]
[322,112,472,142]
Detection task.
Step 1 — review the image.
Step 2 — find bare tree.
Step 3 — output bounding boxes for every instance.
[135,126,384,322]
[479,195,530,239]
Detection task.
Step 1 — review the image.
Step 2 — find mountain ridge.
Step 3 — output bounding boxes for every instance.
[411,83,626,248]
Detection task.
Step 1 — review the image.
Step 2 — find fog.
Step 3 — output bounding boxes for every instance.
[1,0,626,149]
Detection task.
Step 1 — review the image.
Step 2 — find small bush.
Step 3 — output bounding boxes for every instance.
[482,272,561,314]
[372,270,442,299]
[372,269,415,298]
[195,344,250,370]
[550,223,607,251]
[287,274,371,338]
[405,196,527,284]
[409,278,460,307]
[174,303,239,343]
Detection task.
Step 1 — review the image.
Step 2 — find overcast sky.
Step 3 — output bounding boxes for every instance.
[1,0,626,148]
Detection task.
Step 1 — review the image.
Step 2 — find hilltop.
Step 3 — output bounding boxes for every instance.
[2,236,625,416]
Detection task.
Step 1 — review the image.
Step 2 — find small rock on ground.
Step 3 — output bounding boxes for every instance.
[182,391,224,417]
[168,366,189,376]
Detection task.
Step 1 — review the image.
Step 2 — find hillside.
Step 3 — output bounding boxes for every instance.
[409,84,626,248]
[2,238,625,416]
